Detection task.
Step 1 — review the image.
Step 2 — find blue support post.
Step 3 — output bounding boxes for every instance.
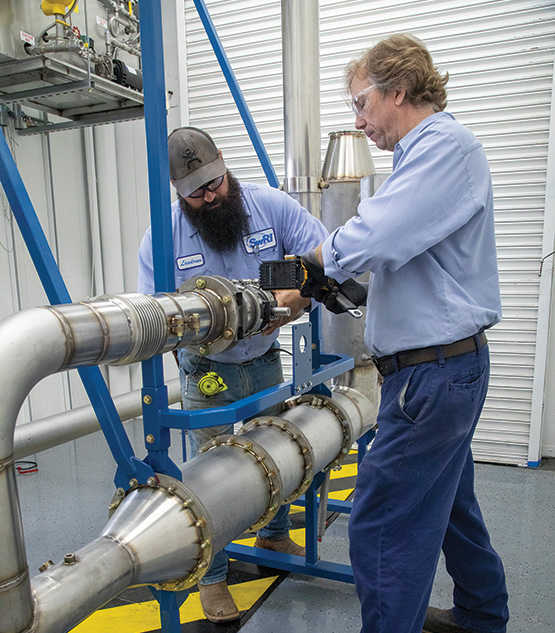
[138,0,180,480]
[149,588,190,633]
[0,129,151,490]
[305,471,325,565]
[192,0,279,188]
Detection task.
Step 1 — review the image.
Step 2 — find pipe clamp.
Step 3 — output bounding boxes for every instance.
[293,395,353,469]
[151,474,214,591]
[199,435,283,531]
[240,417,315,503]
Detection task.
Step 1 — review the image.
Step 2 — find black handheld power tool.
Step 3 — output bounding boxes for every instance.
[259,255,366,318]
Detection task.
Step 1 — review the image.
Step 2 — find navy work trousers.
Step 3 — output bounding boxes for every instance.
[350,344,509,633]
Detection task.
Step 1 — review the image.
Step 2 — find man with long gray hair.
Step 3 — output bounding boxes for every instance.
[305,34,509,633]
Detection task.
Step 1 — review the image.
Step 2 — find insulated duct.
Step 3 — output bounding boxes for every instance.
[281,0,321,218]
[0,276,284,633]
[29,386,372,633]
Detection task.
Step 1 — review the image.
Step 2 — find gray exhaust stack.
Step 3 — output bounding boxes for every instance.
[320,130,380,408]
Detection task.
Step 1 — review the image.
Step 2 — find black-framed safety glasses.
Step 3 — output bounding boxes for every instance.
[188,174,225,198]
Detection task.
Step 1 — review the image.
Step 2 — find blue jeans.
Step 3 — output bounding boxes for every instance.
[179,346,291,585]
[349,345,509,633]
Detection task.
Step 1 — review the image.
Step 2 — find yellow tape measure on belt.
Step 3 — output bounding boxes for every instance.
[198,372,228,397]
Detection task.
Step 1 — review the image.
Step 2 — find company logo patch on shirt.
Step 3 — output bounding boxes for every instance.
[176,253,205,270]
[243,228,276,254]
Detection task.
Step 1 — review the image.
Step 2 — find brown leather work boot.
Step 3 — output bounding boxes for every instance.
[198,581,240,623]
[254,535,305,557]
[423,607,480,633]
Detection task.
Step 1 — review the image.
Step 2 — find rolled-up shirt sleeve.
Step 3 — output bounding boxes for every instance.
[322,129,486,280]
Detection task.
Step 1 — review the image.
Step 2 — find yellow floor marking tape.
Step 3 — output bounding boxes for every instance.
[233,526,307,549]
[70,576,278,633]
[330,462,357,479]
[289,482,355,515]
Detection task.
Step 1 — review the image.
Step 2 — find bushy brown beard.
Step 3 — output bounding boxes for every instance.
[179,172,250,252]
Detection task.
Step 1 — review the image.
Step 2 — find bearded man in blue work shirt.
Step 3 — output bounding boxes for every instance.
[137,126,327,623]
[307,35,509,633]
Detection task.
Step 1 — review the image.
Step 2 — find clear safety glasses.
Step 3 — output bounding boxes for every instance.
[350,84,377,116]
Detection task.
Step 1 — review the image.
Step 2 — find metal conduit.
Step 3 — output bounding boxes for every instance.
[281,0,322,218]
[29,386,373,633]
[13,379,181,460]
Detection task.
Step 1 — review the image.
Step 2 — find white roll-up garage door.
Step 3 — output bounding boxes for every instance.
[183,0,555,466]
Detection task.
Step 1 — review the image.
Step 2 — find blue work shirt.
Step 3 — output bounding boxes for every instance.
[138,182,327,363]
[322,112,502,357]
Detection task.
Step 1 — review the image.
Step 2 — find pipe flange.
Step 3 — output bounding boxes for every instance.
[148,474,214,591]
[199,434,283,531]
[179,276,240,355]
[291,394,353,469]
[240,417,315,503]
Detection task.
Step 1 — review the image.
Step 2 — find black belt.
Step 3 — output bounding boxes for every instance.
[372,331,487,377]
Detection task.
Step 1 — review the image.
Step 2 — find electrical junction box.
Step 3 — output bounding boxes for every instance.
[0,0,144,134]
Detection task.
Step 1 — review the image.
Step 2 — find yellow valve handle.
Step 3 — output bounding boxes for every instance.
[198,372,228,397]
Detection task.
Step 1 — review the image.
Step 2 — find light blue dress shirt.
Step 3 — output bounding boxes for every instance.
[138,182,327,362]
[322,112,502,357]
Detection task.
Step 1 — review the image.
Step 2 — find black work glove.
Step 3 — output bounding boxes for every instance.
[298,252,331,303]
[322,278,368,314]
[299,251,367,314]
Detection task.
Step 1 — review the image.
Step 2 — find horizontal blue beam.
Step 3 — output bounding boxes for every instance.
[293,496,352,515]
[160,355,354,430]
[225,543,354,584]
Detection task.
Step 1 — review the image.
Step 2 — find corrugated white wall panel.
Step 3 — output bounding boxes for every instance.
[184,0,555,465]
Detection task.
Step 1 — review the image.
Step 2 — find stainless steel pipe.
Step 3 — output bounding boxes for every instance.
[0,277,277,633]
[28,387,374,633]
[13,379,181,460]
[281,0,322,218]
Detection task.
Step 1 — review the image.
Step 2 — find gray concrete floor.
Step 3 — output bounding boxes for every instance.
[16,436,555,633]
[241,461,555,633]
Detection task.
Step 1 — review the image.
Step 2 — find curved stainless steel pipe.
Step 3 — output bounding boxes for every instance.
[0,278,274,633]
[28,387,374,633]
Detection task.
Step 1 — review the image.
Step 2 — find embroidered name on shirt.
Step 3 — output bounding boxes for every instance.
[243,228,276,254]
[176,253,205,270]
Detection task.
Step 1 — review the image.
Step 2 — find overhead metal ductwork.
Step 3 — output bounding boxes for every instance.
[281,0,322,219]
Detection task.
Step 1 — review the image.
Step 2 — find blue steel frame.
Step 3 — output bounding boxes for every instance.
[0,0,374,629]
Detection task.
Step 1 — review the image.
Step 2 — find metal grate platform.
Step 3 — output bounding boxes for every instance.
[0,55,144,134]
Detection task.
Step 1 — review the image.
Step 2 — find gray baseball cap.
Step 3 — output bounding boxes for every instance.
[168,127,226,198]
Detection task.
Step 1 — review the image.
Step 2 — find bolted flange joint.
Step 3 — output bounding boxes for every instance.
[199,434,283,531]
[239,416,315,504]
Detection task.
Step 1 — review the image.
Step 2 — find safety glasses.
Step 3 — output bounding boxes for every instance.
[188,174,225,198]
[350,84,377,116]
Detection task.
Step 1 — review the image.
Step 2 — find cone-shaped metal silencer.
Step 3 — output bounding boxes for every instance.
[321,130,375,182]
